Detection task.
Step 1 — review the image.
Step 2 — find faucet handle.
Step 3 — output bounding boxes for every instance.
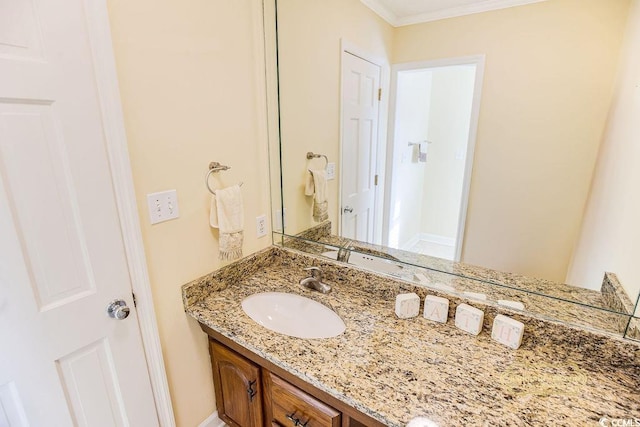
[304,266,322,280]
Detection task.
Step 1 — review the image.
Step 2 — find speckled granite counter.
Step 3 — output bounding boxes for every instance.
[183,246,640,426]
[283,226,636,336]
[290,222,613,309]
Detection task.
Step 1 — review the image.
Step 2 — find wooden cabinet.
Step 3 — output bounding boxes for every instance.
[203,329,386,427]
[210,340,263,427]
[264,371,341,427]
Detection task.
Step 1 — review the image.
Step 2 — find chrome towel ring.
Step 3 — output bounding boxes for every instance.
[306,151,329,169]
[205,161,243,194]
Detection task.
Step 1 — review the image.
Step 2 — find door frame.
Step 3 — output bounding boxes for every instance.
[383,55,485,261]
[83,1,175,425]
[338,39,389,244]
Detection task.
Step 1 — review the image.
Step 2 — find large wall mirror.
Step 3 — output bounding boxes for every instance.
[268,0,640,337]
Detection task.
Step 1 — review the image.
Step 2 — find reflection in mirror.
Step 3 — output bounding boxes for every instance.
[271,0,640,334]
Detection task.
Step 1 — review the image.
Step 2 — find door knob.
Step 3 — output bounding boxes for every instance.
[343,206,353,214]
[107,299,130,320]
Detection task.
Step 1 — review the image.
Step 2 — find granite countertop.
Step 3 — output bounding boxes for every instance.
[288,224,635,336]
[294,222,610,309]
[183,246,640,426]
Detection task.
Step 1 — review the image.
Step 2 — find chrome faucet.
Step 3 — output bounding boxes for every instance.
[337,240,354,263]
[299,267,331,294]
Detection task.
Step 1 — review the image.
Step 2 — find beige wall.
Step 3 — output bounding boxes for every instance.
[277,0,394,236]
[393,0,630,282]
[107,0,271,425]
[567,0,640,302]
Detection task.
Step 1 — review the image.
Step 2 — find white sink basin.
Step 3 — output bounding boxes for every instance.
[322,250,404,274]
[241,292,345,339]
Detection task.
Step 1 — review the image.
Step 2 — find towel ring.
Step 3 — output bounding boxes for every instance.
[205,161,243,195]
[306,151,329,169]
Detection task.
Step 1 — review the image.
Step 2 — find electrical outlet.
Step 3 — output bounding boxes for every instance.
[256,214,267,238]
[147,190,179,224]
[326,162,336,180]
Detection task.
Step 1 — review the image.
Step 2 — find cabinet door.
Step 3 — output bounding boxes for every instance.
[210,340,263,427]
[264,371,341,427]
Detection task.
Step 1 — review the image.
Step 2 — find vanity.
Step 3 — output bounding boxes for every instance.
[183,246,640,426]
[204,326,380,427]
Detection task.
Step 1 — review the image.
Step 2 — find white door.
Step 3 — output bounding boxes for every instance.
[340,52,381,242]
[0,1,159,426]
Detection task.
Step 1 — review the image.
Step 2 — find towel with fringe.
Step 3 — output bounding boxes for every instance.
[210,184,244,261]
[304,169,328,222]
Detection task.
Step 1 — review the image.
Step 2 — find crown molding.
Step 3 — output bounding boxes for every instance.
[361,0,550,27]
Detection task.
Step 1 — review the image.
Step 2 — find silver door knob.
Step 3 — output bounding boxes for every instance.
[107,299,130,320]
[343,206,353,214]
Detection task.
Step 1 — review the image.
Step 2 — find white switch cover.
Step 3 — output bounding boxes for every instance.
[497,300,525,311]
[423,295,449,323]
[455,303,484,336]
[256,214,267,238]
[491,314,525,349]
[147,190,179,225]
[462,291,488,301]
[326,162,336,180]
[395,293,420,319]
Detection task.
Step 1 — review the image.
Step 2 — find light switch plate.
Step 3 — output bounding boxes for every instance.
[326,162,336,180]
[147,190,179,224]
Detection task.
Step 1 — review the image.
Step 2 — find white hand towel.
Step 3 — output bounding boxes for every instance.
[305,169,328,222]
[418,142,429,163]
[209,185,244,261]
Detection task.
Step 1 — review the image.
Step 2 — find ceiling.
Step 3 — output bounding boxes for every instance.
[360,0,550,26]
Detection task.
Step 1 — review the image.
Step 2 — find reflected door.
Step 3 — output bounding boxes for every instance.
[0,0,158,425]
[340,52,381,242]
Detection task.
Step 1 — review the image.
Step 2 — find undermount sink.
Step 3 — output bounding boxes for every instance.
[322,250,404,274]
[241,292,345,339]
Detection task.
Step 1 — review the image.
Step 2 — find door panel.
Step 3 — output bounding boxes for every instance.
[0,382,29,426]
[57,339,128,426]
[341,52,380,242]
[0,0,158,425]
[0,101,96,310]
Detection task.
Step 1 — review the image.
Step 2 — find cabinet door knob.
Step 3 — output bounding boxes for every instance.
[285,412,309,427]
[285,412,300,426]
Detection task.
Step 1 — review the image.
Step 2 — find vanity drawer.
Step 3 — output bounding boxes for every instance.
[266,372,341,427]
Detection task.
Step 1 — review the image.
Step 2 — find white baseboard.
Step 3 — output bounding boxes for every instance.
[401,234,421,251]
[402,233,456,250]
[198,411,225,427]
[420,233,455,247]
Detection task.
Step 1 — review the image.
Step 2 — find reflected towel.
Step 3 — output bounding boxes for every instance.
[305,169,328,222]
[419,142,429,163]
[209,185,244,261]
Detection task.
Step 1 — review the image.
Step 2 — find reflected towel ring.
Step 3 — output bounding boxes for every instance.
[306,151,329,169]
[206,161,243,194]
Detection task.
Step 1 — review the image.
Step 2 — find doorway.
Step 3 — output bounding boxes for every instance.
[383,56,484,261]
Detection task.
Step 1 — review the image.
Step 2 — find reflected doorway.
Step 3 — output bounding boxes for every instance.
[383,57,484,261]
